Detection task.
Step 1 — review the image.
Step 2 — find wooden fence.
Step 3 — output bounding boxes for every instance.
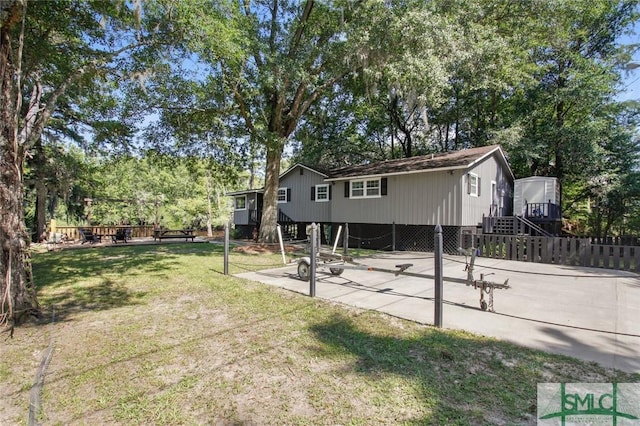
[53,225,216,242]
[54,225,156,241]
[473,234,640,273]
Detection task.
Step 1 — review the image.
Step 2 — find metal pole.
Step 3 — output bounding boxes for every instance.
[392,221,396,251]
[224,222,230,275]
[434,224,443,327]
[276,224,286,265]
[343,222,349,255]
[332,225,342,254]
[310,223,317,297]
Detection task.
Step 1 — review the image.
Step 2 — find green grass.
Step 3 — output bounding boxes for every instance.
[0,242,637,425]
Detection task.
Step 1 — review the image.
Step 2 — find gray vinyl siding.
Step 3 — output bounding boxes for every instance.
[461,156,513,226]
[331,170,463,226]
[232,192,258,225]
[331,153,513,227]
[278,166,331,223]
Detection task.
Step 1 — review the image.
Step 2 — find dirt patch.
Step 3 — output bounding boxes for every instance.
[232,243,300,255]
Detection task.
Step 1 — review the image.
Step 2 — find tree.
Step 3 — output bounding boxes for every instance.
[0,0,144,331]
[144,0,417,242]
[505,1,637,179]
[1,0,38,330]
[293,0,530,163]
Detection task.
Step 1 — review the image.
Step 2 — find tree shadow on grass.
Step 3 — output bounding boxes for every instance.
[309,313,555,425]
[40,278,146,318]
[30,244,189,323]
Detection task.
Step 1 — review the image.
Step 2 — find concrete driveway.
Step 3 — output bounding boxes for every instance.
[235,252,640,373]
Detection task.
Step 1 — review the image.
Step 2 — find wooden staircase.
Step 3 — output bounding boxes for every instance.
[277,210,298,240]
[482,216,553,237]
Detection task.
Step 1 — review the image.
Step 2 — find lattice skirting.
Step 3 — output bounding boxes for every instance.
[331,223,463,254]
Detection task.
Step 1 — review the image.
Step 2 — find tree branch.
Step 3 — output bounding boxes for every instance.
[269,0,278,54]
[231,82,256,138]
[288,0,314,58]
[298,70,352,117]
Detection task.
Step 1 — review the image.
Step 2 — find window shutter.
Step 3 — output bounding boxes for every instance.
[467,174,471,194]
[477,177,481,196]
[381,178,388,196]
[328,185,332,200]
[311,186,315,201]
[344,181,350,198]
[287,188,291,202]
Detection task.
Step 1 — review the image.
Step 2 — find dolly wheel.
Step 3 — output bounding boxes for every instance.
[329,267,344,276]
[480,300,488,311]
[298,261,311,281]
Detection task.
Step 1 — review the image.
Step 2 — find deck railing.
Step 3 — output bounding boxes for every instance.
[524,201,561,220]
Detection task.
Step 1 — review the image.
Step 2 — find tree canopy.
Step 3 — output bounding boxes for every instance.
[1,0,639,332]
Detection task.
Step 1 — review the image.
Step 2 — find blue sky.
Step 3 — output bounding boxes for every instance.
[618,20,640,102]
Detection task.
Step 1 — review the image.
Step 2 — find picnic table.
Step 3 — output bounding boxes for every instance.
[79,228,101,244]
[153,229,196,242]
[110,228,132,243]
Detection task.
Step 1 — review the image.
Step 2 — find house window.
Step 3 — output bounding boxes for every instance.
[468,173,480,197]
[277,187,289,203]
[315,184,330,202]
[351,179,381,198]
[234,196,246,210]
[351,181,364,197]
[366,180,380,197]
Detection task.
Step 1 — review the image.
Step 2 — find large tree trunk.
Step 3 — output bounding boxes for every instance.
[1,0,39,331]
[259,144,283,243]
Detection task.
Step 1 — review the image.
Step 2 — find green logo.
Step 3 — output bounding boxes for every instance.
[538,383,640,425]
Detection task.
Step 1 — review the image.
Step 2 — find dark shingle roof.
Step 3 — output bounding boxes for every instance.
[327,145,503,180]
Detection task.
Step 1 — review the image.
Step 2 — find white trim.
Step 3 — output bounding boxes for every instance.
[315,184,330,202]
[325,165,467,182]
[350,178,381,199]
[277,187,288,203]
[325,145,514,182]
[234,195,247,210]
[226,189,263,196]
[468,146,515,181]
[491,180,497,204]
[280,163,328,179]
[469,173,479,197]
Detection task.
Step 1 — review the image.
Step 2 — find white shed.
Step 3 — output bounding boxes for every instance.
[513,177,560,216]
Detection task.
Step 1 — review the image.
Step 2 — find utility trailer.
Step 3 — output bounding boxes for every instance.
[295,247,510,312]
[296,250,413,281]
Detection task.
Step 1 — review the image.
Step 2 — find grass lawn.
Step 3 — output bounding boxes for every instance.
[1,242,638,425]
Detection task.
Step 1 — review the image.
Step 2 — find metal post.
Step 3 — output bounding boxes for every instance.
[434,224,443,327]
[392,221,396,251]
[276,224,286,265]
[332,225,342,254]
[310,223,317,297]
[224,223,230,275]
[343,222,349,255]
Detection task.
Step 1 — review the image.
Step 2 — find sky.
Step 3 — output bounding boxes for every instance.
[618,21,640,102]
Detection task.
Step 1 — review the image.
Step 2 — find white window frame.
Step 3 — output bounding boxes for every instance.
[350,178,381,199]
[277,187,288,203]
[469,173,479,197]
[315,184,330,202]
[491,181,497,204]
[234,195,247,210]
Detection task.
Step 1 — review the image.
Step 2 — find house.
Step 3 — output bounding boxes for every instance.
[229,145,515,252]
[482,176,562,236]
[228,163,331,240]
